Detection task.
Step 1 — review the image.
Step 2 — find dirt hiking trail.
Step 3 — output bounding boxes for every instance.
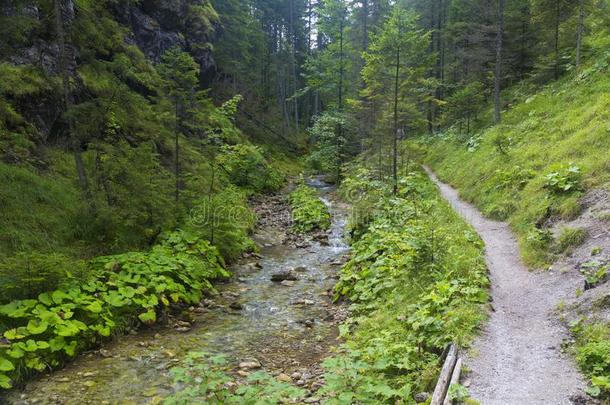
[425,167,587,405]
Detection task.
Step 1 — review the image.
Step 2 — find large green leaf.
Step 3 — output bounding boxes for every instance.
[0,373,12,389]
[4,327,28,340]
[26,320,49,335]
[0,357,15,372]
[51,290,70,304]
[85,301,103,314]
[55,322,80,337]
[138,310,156,325]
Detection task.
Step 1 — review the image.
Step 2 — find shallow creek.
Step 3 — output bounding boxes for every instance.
[3,179,349,405]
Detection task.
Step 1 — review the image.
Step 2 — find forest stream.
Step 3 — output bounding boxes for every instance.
[4,179,349,404]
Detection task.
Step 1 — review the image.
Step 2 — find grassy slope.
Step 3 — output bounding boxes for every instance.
[422,54,610,267]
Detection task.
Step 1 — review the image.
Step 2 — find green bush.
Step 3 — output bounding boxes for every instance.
[289,183,331,233]
[573,322,610,398]
[164,352,306,404]
[0,230,227,389]
[217,144,284,193]
[187,186,256,262]
[0,254,87,304]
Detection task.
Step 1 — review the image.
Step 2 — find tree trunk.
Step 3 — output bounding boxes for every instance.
[493,0,505,124]
[289,0,299,134]
[54,0,90,198]
[338,17,344,110]
[174,100,181,203]
[554,0,560,80]
[336,15,345,182]
[393,46,400,195]
[576,0,585,69]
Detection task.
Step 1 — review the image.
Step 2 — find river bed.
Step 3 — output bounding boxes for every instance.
[4,179,349,405]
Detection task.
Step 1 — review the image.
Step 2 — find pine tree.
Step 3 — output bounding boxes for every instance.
[158,47,200,204]
[362,4,430,193]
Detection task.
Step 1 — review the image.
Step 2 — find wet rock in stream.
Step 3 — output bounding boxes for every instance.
[271,271,298,282]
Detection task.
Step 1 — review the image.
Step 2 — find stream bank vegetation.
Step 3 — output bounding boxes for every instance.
[320,162,489,403]
[289,182,332,233]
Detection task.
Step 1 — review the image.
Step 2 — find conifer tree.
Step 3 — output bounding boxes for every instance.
[158,47,200,204]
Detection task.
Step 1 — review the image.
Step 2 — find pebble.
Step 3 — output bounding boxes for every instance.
[239,360,261,370]
[277,373,292,382]
[281,280,295,287]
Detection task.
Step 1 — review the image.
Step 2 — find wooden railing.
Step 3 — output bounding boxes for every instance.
[430,343,463,405]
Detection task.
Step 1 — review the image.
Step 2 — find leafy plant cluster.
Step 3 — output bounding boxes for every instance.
[544,164,583,193]
[579,260,609,288]
[217,144,284,193]
[289,183,331,233]
[163,352,306,404]
[554,227,587,254]
[0,230,227,389]
[321,166,489,403]
[572,321,610,398]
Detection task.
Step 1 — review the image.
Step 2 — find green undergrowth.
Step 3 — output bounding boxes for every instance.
[320,162,489,403]
[163,352,306,404]
[572,321,610,398]
[0,230,227,389]
[421,51,610,267]
[289,182,331,233]
[156,162,489,404]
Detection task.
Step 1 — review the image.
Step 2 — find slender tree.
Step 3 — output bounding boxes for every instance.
[575,0,585,69]
[158,47,200,204]
[54,0,90,198]
[363,5,429,194]
[493,0,505,123]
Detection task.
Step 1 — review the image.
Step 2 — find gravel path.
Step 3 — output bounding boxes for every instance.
[425,167,587,405]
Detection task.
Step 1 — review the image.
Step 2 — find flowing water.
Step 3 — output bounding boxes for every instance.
[4,179,349,405]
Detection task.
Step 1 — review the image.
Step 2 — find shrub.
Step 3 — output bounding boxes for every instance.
[573,322,610,398]
[325,170,489,402]
[187,186,256,262]
[217,144,284,193]
[164,352,306,404]
[289,183,331,233]
[0,254,87,304]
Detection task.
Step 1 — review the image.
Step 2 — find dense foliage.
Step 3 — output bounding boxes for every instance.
[319,163,489,403]
[0,230,227,389]
[289,183,331,233]
[572,322,610,398]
